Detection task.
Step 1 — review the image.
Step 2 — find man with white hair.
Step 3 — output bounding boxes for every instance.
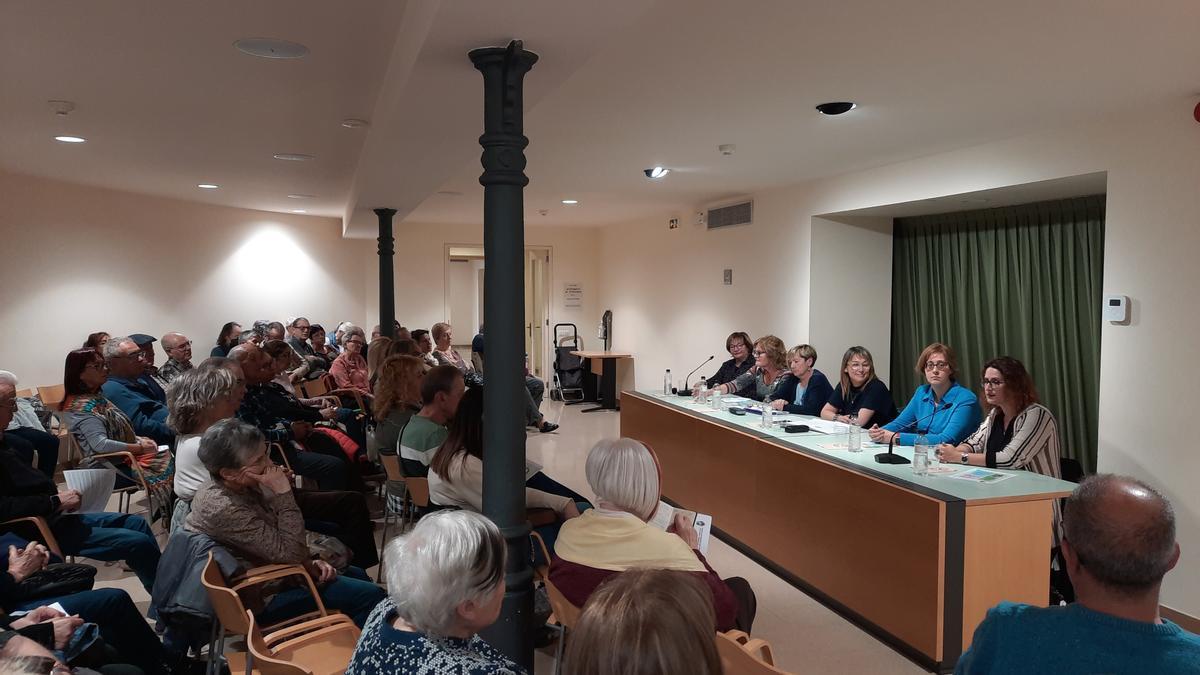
[957,474,1200,673]
[0,371,58,477]
[158,332,194,384]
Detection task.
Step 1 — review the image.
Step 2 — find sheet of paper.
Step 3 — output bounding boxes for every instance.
[803,418,850,435]
[948,468,1016,484]
[64,468,117,513]
[692,513,713,555]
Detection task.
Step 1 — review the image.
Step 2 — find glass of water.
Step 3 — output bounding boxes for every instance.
[912,446,930,476]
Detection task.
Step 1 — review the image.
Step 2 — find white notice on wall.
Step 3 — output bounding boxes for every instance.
[563,282,583,308]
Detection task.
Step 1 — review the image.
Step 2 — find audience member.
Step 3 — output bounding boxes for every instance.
[871,342,980,446]
[0,371,58,478]
[165,365,242,532]
[565,568,723,675]
[347,510,522,675]
[371,356,426,458]
[714,335,789,402]
[286,317,327,380]
[430,323,471,372]
[265,321,286,342]
[0,382,161,592]
[956,474,1200,674]
[820,345,897,427]
[522,355,558,433]
[331,326,372,398]
[99,336,173,445]
[237,329,262,346]
[412,329,438,369]
[82,332,110,352]
[158,332,194,384]
[330,321,353,354]
[366,336,393,388]
[62,349,174,496]
[470,325,485,373]
[230,343,356,491]
[551,438,756,632]
[398,366,463,477]
[130,334,169,393]
[306,323,335,373]
[769,344,834,416]
[210,321,242,358]
[705,331,755,389]
[262,339,312,392]
[186,419,384,627]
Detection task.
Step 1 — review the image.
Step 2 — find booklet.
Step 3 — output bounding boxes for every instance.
[64,468,117,513]
[948,467,1016,484]
[649,501,713,554]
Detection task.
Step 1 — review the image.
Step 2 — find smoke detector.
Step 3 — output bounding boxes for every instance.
[718,144,736,156]
[48,100,76,116]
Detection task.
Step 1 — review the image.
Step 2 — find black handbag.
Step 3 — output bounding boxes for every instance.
[10,562,97,601]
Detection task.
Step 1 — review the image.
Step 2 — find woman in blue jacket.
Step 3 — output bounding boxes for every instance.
[769,344,834,416]
[868,342,980,445]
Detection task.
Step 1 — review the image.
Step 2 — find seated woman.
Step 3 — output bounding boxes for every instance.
[82,332,109,352]
[59,349,174,496]
[768,344,834,416]
[704,331,754,389]
[347,511,523,674]
[262,340,331,407]
[820,346,897,428]
[0,371,58,478]
[331,326,373,398]
[186,418,385,627]
[712,335,788,402]
[869,342,981,446]
[371,355,426,460]
[210,321,242,358]
[427,387,585,557]
[565,569,722,675]
[166,365,242,532]
[305,323,335,374]
[430,322,471,373]
[549,438,756,632]
[936,357,1063,539]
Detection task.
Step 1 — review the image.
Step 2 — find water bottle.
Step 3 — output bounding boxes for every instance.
[663,369,672,395]
[761,401,773,428]
[692,377,706,402]
[913,433,930,476]
[847,413,861,452]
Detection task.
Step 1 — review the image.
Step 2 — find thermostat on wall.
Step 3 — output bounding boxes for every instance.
[1103,295,1129,323]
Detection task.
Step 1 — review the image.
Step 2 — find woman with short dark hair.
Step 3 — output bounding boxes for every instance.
[705,331,754,389]
[870,342,980,446]
[210,322,241,358]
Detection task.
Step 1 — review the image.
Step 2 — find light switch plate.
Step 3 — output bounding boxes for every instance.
[723,269,733,285]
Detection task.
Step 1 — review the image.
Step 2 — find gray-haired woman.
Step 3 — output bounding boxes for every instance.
[347,510,523,675]
[166,362,244,532]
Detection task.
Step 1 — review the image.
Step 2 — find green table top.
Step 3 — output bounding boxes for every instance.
[634,391,1077,504]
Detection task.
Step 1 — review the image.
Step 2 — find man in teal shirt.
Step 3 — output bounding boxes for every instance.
[957,474,1200,674]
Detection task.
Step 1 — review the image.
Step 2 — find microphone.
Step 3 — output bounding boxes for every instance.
[676,355,715,395]
[874,401,952,465]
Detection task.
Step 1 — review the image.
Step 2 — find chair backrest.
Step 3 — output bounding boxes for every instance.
[36,384,66,409]
[200,552,253,635]
[406,477,430,508]
[15,388,32,399]
[246,610,313,675]
[716,631,791,675]
[268,442,293,472]
[544,578,582,629]
[379,453,404,482]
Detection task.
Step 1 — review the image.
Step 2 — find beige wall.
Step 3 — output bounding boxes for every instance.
[0,170,372,387]
[596,102,1200,617]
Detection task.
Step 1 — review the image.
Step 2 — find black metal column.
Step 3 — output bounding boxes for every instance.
[471,40,538,668]
[374,208,398,339]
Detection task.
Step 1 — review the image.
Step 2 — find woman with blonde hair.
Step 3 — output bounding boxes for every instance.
[713,335,788,402]
[565,568,723,675]
[820,346,896,428]
[768,344,834,416]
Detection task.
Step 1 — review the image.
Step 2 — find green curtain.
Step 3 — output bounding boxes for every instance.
[889,195,1104,472]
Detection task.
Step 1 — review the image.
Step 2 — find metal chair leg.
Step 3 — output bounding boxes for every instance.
[376,510,393,583]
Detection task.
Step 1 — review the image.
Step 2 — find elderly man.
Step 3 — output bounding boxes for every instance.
[0,371,57,478]
[130,333,169,393]
[101,335,174,446]
[229,342,358,491]
[158,332,194,384]
[285,317,327,380]
[957,474,1200,673]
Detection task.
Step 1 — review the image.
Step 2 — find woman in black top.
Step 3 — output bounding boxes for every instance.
[820,346,896,427]
[705,332,754,389]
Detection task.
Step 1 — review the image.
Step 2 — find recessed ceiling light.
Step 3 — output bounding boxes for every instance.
[341,118,369,129]
[234,38,309,60]
[644,167,670,180]
[561,199,579,205]
[53,135,86,143]
[815,101,857,115]
[291,209,307,214]
[287,194,315,199]
[273,153,314,162]
[197,183,219,189]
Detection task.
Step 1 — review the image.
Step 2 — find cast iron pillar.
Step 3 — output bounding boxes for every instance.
[471,40,538,668]
[374,208,398,339]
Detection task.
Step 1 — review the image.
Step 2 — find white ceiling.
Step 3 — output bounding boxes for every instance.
[3,1,1198,238]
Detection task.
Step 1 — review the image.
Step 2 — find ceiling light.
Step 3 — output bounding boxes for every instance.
[234,38,309,60]
[273,153,314,161]
[53,135,86,143]
[644,167,670,180]
[291,209,307,213]
[197,184,219,189]
[561,199,578,205]
[815,101,857,115]
[341,118,369,129]
[287,194,315,199]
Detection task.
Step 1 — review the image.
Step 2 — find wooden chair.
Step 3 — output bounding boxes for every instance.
[267,442,293,473]
[245,609,359,675]
[35,384,79,468]
[376,458,429,582]
[303,375,367,414]
[716,630,791,675]
[530,532,579,675]
[15,388,32,399]
[2,516,65,558]
[88,450,169,528]
[200,552,339,674]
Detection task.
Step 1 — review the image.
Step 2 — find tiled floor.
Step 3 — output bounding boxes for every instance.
[93,398,925,674]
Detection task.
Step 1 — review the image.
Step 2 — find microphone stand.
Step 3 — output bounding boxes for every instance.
[874,402,951,465]
[678,355,715,396]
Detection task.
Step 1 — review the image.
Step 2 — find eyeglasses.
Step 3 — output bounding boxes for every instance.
[981,378,1006,388]
[924,361,950,372]
[752,350,767,356]
[294,325,311,332]
[348,340,365,347]
[117,351,145,360]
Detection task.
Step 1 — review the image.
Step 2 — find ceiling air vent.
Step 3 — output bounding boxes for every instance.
[706,200,753,230]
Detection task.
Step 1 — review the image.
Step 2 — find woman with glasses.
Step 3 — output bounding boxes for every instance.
[331,325,373,398]
[820,346,897,428]
[704,332,754,390]
[869,343,980,446]
[712,335,788,402]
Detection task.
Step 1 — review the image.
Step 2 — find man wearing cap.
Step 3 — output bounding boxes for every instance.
[129,333,169,396]
[101,336,174,446]
[158,332,193,384]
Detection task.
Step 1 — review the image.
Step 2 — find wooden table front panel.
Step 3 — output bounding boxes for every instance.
[622,394,949,660]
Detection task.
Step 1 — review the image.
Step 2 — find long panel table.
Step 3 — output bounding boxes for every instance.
[620,391,1075,672]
